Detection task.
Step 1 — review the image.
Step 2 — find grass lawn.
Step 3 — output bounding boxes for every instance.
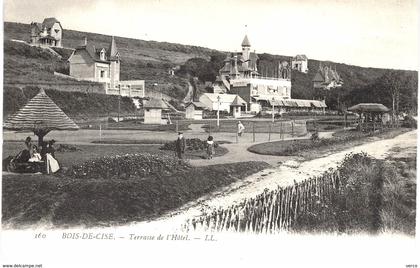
[87,120,191,132]
[2,142,229,168]
[202,120,307,135]
[247,128,412,159]
[2,161,269,228]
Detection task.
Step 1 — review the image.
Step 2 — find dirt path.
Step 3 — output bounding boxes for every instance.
[115,129,416,232]
[189,135,309,166]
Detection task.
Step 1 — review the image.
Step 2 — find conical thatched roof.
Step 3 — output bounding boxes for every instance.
[348,103,390,113]
[3,89,79,131]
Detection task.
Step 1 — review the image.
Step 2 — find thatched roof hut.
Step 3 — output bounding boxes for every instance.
[348,103,390,113]
[3,89,79,145]
[348,103,390,131]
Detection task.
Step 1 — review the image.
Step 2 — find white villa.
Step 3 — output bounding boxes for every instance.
[68,37,145,98]
[30,17,63,47]
[209,35,327,114]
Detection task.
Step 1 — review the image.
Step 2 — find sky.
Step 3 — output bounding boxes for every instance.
[3,0,419,70]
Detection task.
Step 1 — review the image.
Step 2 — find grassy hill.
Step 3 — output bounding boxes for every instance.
[3,21,418,115]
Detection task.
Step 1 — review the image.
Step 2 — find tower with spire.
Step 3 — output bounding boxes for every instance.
[241,35,251,68]
[108,36,120,89]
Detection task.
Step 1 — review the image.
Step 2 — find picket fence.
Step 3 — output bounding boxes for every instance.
[185,170,342,233]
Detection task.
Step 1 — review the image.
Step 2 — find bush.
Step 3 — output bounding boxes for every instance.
[65,153,191,180]
[56,144,82,152]
[160,138,219,151]
[293,153,416,235]
[401,115,417,128]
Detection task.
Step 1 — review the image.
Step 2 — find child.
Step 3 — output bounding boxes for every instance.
[206,136,215,160]
[28,145,42,162]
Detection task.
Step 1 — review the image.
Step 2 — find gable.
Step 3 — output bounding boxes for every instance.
[69,49,95,65]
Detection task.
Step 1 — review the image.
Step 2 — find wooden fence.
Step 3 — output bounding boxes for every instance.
[185,170,342,233]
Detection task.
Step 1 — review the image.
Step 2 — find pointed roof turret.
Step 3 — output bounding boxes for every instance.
[241,35,251,47]
[230,95,246,107]
[108,36,119,61]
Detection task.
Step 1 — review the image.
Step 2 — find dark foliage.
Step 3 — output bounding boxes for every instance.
[160,138,219,151]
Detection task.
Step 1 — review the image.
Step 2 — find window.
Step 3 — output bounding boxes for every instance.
[100,70,105,78]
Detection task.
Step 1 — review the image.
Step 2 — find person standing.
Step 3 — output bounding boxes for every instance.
[237,121,245,137]
[47,139,56,158]
[175,132,186,160]
[206,136,215,159]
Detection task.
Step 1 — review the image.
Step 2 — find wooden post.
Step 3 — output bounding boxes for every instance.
[291,120,294,137]
[253,122,255,142]
[268,123,271,141]
[344,112,348,128]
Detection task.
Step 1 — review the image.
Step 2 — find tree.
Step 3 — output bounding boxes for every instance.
[381,70,409,123]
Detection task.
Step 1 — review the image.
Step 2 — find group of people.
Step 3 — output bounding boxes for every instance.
[175,132,215,160]
[11,136,60,174]
[174,121,246,161]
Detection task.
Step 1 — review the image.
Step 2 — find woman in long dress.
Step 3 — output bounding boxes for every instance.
[44,140,60,174]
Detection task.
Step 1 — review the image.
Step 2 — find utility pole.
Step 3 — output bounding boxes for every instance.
[118,85,121,123]
[217,95,221,127]
[272,97,275,123]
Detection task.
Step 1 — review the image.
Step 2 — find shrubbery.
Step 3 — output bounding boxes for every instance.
[293,153,416,235]
[65,153,191,180]
[160,138,219,151]
[401,115,417,128]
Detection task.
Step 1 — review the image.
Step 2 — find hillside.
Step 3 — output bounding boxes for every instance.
[3,86,137,120]
[4,22,221,99]
[3,21,418,114]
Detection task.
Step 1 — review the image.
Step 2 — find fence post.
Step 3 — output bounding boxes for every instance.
[291,120,294,137]
[253,122,256,142]
[344,112,348,128]
[268,123,271,141]
[280,122,283,140]
[99,124,102,142]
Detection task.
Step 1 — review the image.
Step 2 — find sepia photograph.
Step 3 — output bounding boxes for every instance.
[1,0,418,267]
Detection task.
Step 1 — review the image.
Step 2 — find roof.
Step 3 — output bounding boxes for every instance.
[312,71,325,82]
[293,54,308,61]
[143,98,169,109]
[185,102,207,109]
[3,89,79,131]
[31,22,43,32]
[202,93,245,104]
[241,35,251,47]
[231,95,246,106]
[263,97,327,108]
[107,36,119,61]
[72,36,119,63]
[73,43,109,64]
[42,17,60,29]
[348,103,390,112]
